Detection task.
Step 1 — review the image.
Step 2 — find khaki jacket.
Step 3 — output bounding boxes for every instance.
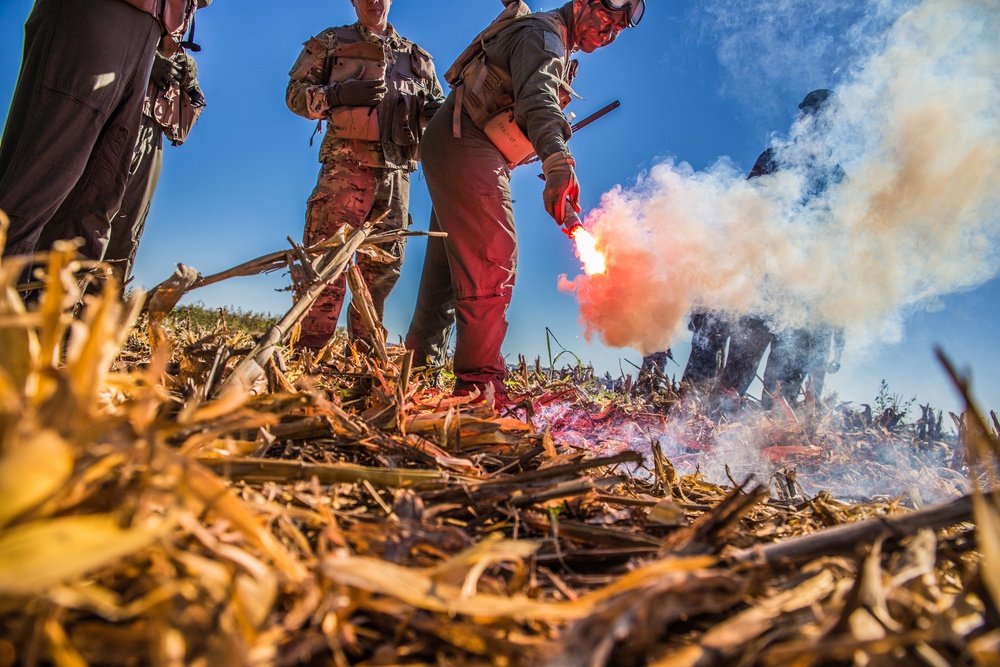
[462,6,576,164]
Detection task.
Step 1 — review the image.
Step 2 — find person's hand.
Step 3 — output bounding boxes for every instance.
[176,52,198,87]
[327,78,387,108]
[542,152,580,226]
[150,53,182,89]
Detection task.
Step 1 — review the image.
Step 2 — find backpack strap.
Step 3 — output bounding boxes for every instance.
[453,84,464,138]
[452,49,495,138]
[447,1,532,138]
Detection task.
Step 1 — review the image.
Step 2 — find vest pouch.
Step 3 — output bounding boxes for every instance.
[329,42,386,83]
[482,110,534,168]
[328,107,380,141]
[152,82,204,146]
[327,41,386,141]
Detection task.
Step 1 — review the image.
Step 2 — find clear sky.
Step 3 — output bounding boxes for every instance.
[2,0,998,417]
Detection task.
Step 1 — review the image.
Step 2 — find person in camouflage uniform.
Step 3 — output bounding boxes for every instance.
[404,0,644,400]
[105,12,209,285]
[286,0,445,350]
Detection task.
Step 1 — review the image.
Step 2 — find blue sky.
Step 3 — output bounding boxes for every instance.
[2,0,998,417]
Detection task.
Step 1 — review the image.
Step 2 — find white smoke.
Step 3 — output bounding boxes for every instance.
[700,0,912,113]
[560,0,1000,357]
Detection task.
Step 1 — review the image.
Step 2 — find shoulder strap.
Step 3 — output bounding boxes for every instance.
[329,25,358,43]
[443,1,531,87]
[448,1,532,138]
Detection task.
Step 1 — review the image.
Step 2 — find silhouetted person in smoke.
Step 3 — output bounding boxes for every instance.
[715,89,846,409]
[681,310,729,387]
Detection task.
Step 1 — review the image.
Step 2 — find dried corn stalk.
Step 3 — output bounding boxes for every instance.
[0,217,996,667]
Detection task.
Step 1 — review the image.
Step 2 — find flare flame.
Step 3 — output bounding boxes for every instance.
[568,225,606,276]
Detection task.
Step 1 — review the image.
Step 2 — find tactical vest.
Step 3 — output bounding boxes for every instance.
[445,4,575,167]
[324,25,438,150]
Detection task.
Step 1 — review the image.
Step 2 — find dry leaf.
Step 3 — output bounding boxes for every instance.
[0,514,165,597]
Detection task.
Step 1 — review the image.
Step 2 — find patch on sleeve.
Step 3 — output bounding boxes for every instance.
[305,36,329,59]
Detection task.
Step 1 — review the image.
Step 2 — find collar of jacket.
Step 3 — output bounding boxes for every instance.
[523,8,575,61]
[557,4,576,54]
[353,22,405,49]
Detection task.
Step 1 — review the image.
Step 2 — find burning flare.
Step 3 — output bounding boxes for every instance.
[567,224,606,275]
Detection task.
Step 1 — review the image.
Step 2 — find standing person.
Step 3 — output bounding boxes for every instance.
[716,89,846,408]
[760,322,844,406]
[286,0,445,351]
[405,0,644,401]
[642,351,671,376]
[0,0,201,279]
[105,8,210,285]
[681,310,729,387]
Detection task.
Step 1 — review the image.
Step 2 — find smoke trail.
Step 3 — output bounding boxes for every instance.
[538,399,970,504]
[560,0,1000,357]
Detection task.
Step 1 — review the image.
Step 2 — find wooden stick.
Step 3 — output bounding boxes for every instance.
[215,222,376,397]
[142,224,441,306]
[507,475,626,508]
[146,264,200,322]
[190,227,438,290]
[521,511,664,547]
[145,264,200,353]
[730,494,974,566]
[428,451,643,505]
[197,457,472,489]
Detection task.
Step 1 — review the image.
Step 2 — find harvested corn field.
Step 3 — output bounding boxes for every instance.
[1,221,998,667]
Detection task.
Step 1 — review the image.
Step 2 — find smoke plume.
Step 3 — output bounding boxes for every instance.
[560,0,1000,357]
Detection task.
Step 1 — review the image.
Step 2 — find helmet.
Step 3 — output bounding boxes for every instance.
[799,89,841,115]
[600,0,645,27]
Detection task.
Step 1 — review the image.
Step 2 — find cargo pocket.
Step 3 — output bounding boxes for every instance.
[304,188,332,243]
[88,122,132,192]
[476,187,517,269]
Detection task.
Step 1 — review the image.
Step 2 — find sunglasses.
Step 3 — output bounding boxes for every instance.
[600,0,645,27]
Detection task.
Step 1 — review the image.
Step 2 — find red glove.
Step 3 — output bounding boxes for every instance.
[542,152,580,226]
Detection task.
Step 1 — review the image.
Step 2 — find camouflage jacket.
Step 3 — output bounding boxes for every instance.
[287,22,445,172]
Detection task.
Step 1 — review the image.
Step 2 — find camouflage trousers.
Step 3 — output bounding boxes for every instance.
[298,159,410,349]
